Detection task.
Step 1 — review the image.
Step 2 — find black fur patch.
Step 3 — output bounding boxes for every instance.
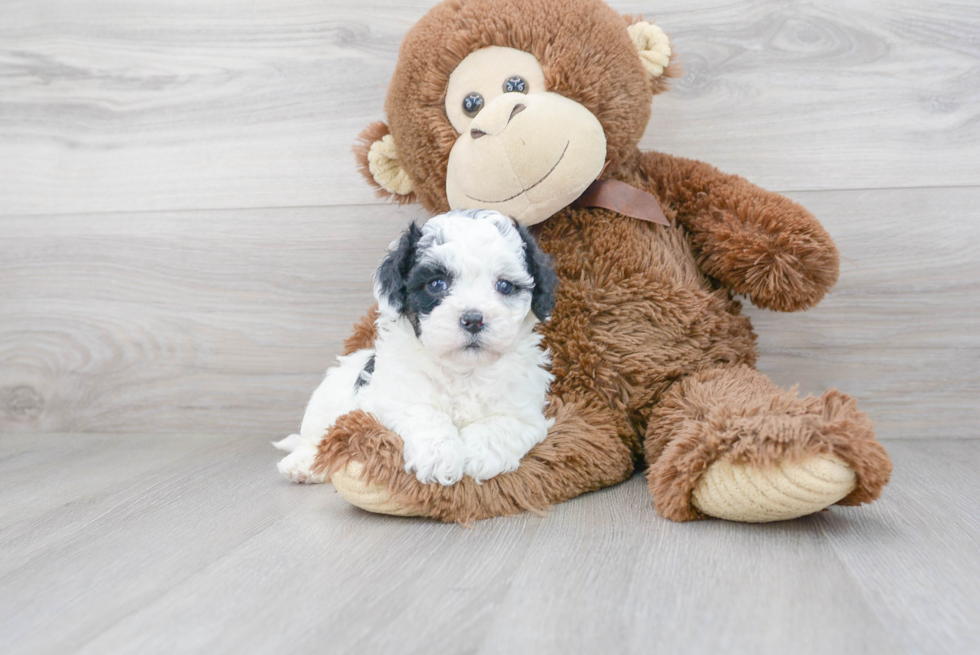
[375,222,423,313]
[515,223,559,320]
[405,262,454,317]
[353,354,375,392]
[375,222,455,337]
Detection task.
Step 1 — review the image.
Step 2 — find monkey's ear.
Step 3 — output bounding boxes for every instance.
[626,20,676,83]
[353,121,416,203]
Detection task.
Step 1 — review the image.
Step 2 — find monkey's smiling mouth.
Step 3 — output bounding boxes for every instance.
[466,141,570,204]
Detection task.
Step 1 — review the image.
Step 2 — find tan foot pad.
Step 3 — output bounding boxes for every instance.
[691,454,856,523]
[331,461,422,517]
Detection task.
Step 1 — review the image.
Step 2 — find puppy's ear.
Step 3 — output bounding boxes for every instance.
[375,222,422,313]
[354,121,417,204]
[515,224,559,321]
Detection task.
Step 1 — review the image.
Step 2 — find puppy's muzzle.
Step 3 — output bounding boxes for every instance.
[460,311,485,334]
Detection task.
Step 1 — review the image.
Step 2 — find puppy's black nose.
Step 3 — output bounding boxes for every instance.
[460,311,485,334]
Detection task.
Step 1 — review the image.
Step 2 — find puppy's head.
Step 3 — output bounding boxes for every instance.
[375,209,557,364]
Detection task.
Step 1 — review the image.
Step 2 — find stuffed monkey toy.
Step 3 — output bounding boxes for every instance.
[312,0,892,523]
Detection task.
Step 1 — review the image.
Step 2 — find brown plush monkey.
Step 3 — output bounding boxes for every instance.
[313,0,892,523]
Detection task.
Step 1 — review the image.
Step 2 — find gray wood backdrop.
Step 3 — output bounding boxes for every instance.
[1,0,978,439]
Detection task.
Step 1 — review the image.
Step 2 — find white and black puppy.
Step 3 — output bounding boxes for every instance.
[275,209,558,486]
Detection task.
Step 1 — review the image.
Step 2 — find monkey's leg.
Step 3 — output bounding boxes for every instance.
[644,364,892,522]
[314,394,634,523]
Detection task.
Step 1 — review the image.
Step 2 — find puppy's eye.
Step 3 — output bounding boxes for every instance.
[503,76,527,94]
[428,279,448,293]
[495,280,514,295]
[462,93,484,116]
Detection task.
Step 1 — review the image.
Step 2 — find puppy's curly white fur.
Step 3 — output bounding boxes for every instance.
[275,209,557,485]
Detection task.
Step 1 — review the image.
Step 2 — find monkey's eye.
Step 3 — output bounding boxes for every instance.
[428,279,449,293]
[495,280,514,295]
[503,76,528,94]
[462,93,484,116]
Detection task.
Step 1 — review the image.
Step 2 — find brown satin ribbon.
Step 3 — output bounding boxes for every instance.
[574,178,670,226]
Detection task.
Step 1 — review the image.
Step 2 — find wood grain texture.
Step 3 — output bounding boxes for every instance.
[0,204,425,435]
[477,476,904,655]
[0,434,976,654]
[1,0,978,216]
[2,187,976,437]
[818,440,980,655]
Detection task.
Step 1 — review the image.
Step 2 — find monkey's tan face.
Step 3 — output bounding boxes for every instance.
[444,47,607,226]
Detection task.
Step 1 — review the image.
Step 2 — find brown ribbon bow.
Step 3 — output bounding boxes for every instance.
[574,178,670,226]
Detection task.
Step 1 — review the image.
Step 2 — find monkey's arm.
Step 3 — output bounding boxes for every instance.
[639,151,839,312]
[314,395,634,523]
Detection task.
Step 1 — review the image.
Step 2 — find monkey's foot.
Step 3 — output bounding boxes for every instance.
[331,461,422,517]
[691,454,856,522]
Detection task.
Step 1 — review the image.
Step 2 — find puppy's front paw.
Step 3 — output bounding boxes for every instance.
[461,423,520,483]
[404,438,465,486]
[277,443,328,484]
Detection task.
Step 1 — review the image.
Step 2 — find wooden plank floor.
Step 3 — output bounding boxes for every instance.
[0,434,977,655]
